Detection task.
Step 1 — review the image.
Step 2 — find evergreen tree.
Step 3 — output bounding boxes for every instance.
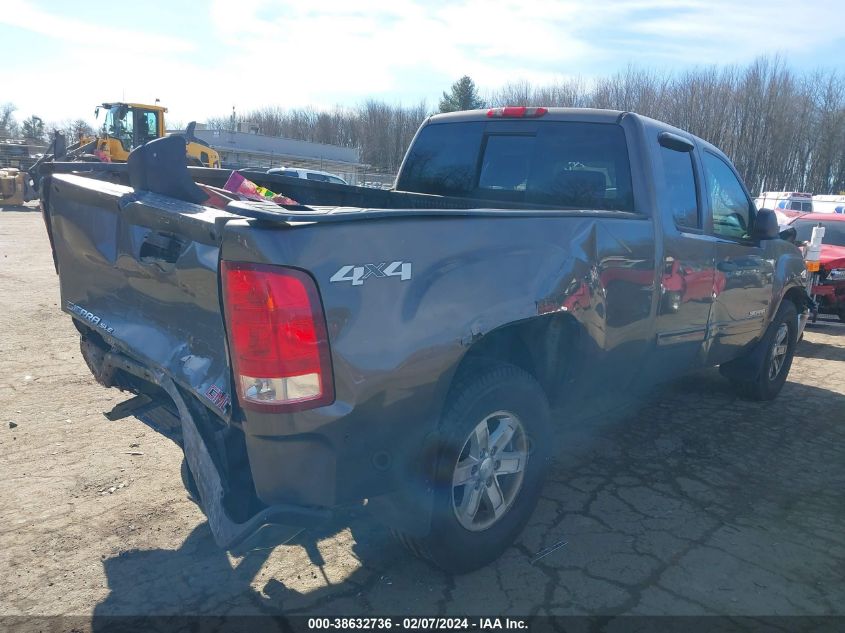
[438,76,485,113]
[21,115,45,142]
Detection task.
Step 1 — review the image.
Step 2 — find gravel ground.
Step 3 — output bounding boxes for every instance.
[1,207,843,620]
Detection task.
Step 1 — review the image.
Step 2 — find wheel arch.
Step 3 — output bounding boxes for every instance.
[781,284,810,315]
[447,312,584,411]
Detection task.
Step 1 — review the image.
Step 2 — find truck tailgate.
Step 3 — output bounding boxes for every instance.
[48,174,237,419]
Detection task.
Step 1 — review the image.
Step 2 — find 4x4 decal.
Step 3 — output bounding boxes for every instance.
[330,261,412,286]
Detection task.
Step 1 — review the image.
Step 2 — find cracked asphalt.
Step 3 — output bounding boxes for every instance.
[1,209,844,618]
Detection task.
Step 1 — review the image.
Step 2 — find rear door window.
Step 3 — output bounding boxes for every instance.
[397,121,634,211]
[659,146,699,229]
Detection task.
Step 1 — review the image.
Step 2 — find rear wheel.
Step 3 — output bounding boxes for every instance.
[393,363,550,573]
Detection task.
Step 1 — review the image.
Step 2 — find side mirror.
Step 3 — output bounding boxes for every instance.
[752,208,779,241]
[779,226,798,243]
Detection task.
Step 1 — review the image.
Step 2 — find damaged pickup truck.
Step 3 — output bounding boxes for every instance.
[38,108,810,573]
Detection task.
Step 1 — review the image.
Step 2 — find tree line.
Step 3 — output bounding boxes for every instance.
[209,58,844,194]
[1,102,93,149]
[206,101,430,175]
[4,57,843,193]
[488,58,845,195]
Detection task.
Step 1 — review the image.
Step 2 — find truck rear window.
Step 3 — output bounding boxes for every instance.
[397,121,635,211]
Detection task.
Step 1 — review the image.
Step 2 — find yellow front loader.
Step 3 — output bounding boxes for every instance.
[83,102,220,168]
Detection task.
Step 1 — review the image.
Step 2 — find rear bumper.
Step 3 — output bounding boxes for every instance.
[80,327,439,542]
[99,348,332,551]
[241,402,440,527]
[245,433,338,508]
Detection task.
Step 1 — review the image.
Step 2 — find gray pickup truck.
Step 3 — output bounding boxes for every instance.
[39,107,809,573]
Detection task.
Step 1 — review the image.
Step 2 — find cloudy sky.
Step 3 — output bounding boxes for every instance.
[1,0,843,127]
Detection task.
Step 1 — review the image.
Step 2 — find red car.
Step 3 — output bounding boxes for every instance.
[789,213,845,322]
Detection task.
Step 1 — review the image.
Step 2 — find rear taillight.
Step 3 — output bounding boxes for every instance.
[221,261,334,413]
[486,106,548,118]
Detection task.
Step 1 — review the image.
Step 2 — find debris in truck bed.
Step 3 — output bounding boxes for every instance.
[223,171,298,206]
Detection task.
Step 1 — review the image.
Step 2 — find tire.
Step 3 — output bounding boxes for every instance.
[393,363,551,573]
[735,301,798,401]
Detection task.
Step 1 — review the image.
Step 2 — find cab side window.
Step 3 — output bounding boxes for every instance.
[703,152,752,239]
[138,112,158,144]
[659,146,699,229]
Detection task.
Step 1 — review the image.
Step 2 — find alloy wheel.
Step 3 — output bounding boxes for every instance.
[768,322,789,381]
[451,411,528,531]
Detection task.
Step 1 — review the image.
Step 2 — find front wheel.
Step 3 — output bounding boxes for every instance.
[393,363,551,573]
[733,301,798,400]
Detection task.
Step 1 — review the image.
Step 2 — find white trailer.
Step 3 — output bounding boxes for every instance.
[755,191,814,212]
[811,194,845,214]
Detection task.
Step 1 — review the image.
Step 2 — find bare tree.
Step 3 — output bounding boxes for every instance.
[203,57,845,193]
[44,119,95,145]
[486,56,845,194]
[1,103,18,138]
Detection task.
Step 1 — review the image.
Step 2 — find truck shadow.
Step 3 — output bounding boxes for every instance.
[0,203,40,213]
[92,369,845,620]
[796,339,845,362]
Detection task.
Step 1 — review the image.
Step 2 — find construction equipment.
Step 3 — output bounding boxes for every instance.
[27,103,220,200]
[81,102,220,168]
